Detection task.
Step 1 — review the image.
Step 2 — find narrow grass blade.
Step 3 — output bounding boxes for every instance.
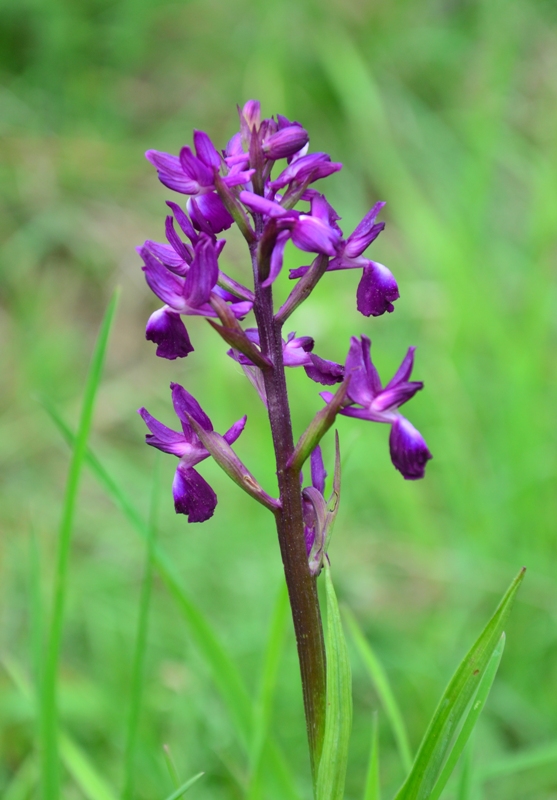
[316,563,353,800]
[40,288,120,800]
[428,634,505,800]
[478,740,557,781]
[162,772,204,800]
[43,405,300,800]
[163,744,181,790]
[344,608,412,773]
[246,581,289,800]
[363,712,380,800]
[394,569,525,800]
[122,457,160,800]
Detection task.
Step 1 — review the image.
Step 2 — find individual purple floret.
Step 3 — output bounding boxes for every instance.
[138,383,246,522]
[146,129,253,234]
[228,329,343,404]
[290,200,399,317]
[139,231,251,359]
[321,335,431,479]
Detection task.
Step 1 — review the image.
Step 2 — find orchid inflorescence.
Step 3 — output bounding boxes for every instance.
[137,100,432,774]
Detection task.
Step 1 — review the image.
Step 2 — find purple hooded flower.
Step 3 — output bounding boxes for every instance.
[321,336,431,479]
[139,383,247,522]
[139,231,251,359]
[228,329,343,404]
[146,129,254,234]
[290,201,399,317]
[239,190,342,285]
[269,152,342,193]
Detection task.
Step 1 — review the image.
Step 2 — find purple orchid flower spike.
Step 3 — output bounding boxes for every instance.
[138,383,247,522]
[302,438,341,576]
[321,336,432,479]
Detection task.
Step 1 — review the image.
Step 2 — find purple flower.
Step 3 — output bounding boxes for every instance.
[321,336,431,479]
[146,130,253,234]
[139,383,246,522]
[290,201,399,317]
[228,329,343,404]
[138,231,251,359]
[239,190,342,284]
[269,152,342,192]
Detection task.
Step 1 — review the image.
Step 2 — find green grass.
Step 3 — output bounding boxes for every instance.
[1,0,557,797]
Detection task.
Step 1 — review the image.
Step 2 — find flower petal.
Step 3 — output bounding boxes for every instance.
[171,382,214,434]
[345,202,386,257]
[138,407,188,456]
[356,262,399,317]
[145,307,194,359]
[139,247,186,308]
[145,150,198,194]
[193,129,221,170]
[173,463,217,522]
[389,417,432,480]
[310,445,327,494]
[184,234,219,307]
[189,192,233,234]
[291,216,340,255]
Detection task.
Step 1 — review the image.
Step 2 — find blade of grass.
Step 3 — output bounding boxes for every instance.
[43,403,301,800]
[428,633,505,800]
[122,456,160,800]
[344,608,412,774]
[162,772,204,800]
[245,580,289,800]
[394,569,525,800]
[163,745,181,790]
[315,562,353,800]
[40,288,120,800]
[362,711,380,800]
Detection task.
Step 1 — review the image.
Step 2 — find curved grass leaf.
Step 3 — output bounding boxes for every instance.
[316,563,352,800]
[344,608,412,773]
[428,633,505,800]
[394,569,525,800]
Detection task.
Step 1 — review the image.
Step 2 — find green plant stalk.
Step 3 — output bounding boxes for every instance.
[40,289,120,800]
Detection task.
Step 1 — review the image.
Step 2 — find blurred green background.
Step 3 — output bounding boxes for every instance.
[1,0,557,797]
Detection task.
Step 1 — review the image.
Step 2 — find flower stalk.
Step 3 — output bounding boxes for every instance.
[136,99,432,791]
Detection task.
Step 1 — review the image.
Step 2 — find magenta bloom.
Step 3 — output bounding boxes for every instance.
[322,336,431,479]
[139,383,246,522]
[146,130,253,234]
[290,201,399,317]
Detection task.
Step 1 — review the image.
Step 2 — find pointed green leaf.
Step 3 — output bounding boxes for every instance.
[344,608,412,773]
[428,633,505,800]
[394,569,525,800]
[316,563,353,800]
